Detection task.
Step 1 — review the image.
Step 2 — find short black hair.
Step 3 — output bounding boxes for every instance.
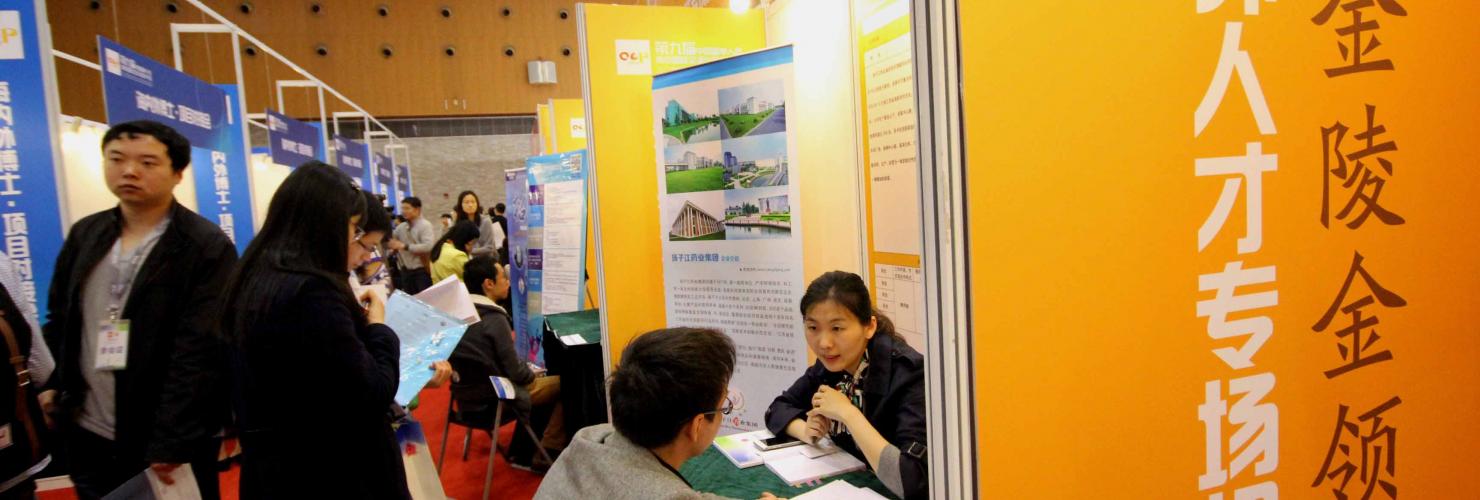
[401,196,423,209]
[359,191,392,235]
[463,255,500,295]
[495,203,506,213]
[440,213,453,220]
[101,120,192,172]
[609,328,735,449]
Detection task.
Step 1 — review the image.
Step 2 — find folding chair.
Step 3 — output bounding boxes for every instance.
[435,376,554,500]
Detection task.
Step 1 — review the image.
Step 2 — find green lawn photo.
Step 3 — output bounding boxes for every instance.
[666,167,727,194]
[760,213,791,222]
[663,118,719,143]
[721,108,776,138]
[670,232,726,242]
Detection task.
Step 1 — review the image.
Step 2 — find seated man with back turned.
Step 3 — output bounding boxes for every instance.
[535,328,780,500]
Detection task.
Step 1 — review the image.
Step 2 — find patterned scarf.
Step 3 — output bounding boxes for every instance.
[829,350,870,437]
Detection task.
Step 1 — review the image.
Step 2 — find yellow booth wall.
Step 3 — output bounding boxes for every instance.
[579,4,767,367]
[961,2,1480,497]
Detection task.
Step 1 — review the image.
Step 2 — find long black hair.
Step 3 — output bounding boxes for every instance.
[799,271,903,343]
[220,162,366,344]
[429,220,480,262]
[454,190,483,225]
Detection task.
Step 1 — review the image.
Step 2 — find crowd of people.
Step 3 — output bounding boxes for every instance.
[0,120,928,500]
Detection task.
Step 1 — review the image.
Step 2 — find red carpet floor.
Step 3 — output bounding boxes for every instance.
[38,386,545,500]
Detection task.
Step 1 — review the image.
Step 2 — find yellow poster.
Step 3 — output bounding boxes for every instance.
[959,2,1480,497]
[579,4,766,365]
[853,0,926,351]
[536,103,554,155]
[547,97,598,308]
[550,98,588,154]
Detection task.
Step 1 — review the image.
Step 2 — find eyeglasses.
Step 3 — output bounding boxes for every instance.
[702,391,737,416]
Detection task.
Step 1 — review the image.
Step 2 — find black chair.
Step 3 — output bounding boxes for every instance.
[437,376,554,500]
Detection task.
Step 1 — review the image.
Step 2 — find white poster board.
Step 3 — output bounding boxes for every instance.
[653,46,805,433]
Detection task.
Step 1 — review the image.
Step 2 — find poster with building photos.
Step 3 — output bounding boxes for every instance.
[652,46,804,434]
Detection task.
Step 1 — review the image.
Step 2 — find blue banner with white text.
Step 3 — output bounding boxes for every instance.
[99,37,254,253]
[332,135,368,189]
[0,0,67,317]
[522,150,589,367]
[266,109,320,168]
[373,152,393,200]
[396,162,412,200]
[505,168,531,364]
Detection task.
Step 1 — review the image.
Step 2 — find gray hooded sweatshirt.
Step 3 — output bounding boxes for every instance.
[535,424,736,500]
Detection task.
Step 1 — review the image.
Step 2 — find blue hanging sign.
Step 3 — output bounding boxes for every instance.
[98,37,254,253]
[373,153,393,198]
[0,1,68,316]
[265,109,319,168]
[332,135,368,188]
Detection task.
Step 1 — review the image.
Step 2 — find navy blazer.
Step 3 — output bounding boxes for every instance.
[765,333,929,499]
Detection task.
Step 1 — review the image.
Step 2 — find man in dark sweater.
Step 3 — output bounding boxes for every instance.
[447,256,564,468]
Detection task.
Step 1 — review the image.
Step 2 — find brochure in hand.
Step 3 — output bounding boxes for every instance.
[386,290,470,406]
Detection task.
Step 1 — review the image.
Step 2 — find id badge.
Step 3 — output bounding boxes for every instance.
[95,320,130,371]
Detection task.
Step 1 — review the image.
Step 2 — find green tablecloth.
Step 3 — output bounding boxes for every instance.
[544,308,602,345]
[682,446,896,499]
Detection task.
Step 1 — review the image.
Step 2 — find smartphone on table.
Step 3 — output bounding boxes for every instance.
[753,434,802,451]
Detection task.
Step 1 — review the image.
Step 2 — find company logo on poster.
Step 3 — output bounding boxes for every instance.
[615,39,651,75]
[0,11,23,60]
[102,47,152,86]
[103,48,120,74]
[570,118,586,139]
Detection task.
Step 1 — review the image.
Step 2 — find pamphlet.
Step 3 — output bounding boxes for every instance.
[413,275,479,323]
[386,291,470,406]
[711,429,773,469]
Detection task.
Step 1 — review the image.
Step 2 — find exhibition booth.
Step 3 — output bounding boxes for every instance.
[2,0,1476,498]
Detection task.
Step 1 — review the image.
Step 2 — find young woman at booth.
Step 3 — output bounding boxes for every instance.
[766,271,928,500]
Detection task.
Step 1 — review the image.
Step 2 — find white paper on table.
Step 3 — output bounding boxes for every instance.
[559,334,587,346]
[148,464,203,500]
[764,449,866,487]
[791,480,889,500]
[413,275,478,323]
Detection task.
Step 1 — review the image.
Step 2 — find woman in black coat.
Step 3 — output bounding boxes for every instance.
[766,271,928,500]
[221,162,408,499]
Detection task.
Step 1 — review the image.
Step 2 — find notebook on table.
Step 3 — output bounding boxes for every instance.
[763,448,867,486]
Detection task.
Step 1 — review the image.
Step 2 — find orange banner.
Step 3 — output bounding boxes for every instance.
[960,2,1479,497]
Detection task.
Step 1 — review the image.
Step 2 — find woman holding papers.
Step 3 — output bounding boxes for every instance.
[429,220,480,284]
[353,191,451,390]
[766,271,928,500]
[221,162,410,499]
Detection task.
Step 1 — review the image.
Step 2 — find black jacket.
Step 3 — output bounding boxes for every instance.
[766,334,928,500]
[229,272,408,499]
[43,202,235,463]
[448,301,535,418]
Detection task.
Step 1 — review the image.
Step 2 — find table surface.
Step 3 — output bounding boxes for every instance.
[682,446,896,499]
[544,308,602,345]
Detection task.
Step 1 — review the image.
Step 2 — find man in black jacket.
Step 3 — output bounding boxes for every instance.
[41,121,236,499]
[447,256,564,468]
